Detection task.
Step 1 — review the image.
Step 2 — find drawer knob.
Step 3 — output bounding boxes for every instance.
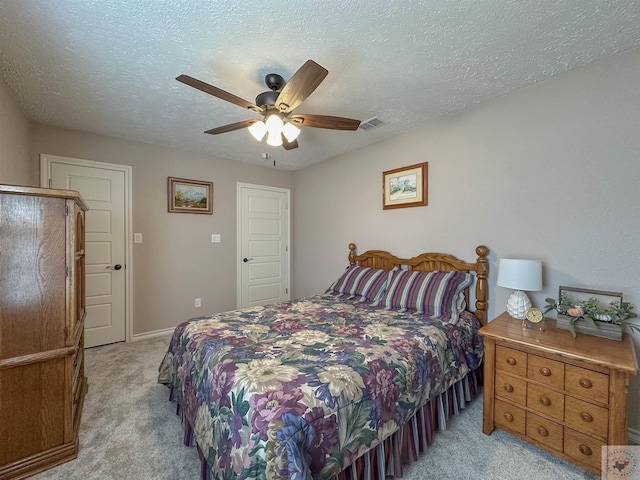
[539,367,551,376]
[580,412,593,423]
[504,383,514,393]
[579,445,592,456]
[579,378,592,389]
[506,357,517,366]
[504,412,514,422]
[539,396,551,407]
[537,426,549,437]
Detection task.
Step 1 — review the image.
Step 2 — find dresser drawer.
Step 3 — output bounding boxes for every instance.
[564,428,603,471]
[564,396,608,441]
[527,383,564,421]
[495,371,527,405]
[526,412,563,452]
[565,364,609,405]
[480,312,638,478]
[527,355,564,389]
[495,399,526,435]
[496,346,527,377]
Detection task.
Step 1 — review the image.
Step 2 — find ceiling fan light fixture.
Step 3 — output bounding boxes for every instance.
[282,122,301,142]
[266,131,283,147]
[265,114,284,135]
[248,120,267,141]
[178,60,361,152]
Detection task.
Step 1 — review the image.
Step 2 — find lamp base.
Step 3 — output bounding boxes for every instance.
[506,290,531,320]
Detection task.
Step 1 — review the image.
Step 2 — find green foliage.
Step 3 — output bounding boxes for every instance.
[544,293,639,336]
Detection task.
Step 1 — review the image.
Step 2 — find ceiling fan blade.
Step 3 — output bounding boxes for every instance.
[275,60,328,113]
[204,119,258,135]
[289,114,361,130]
[282,135,299,150]
[177,74,263,113]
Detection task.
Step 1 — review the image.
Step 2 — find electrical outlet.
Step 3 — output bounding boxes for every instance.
[211,234,221,243]
[134,233,142,243]
[194,298,201,308]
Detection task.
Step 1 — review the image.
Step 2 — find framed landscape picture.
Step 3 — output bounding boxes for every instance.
[168,177,213,214]
[382,162,428,209]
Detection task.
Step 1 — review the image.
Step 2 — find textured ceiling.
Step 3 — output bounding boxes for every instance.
[1,1,640,170]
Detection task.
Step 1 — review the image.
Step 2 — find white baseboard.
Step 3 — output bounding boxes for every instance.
[629,427,640,445]
[131,327,175,342]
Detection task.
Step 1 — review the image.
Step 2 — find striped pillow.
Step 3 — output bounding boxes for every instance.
[376,270,473,323]
[326,266,390,302]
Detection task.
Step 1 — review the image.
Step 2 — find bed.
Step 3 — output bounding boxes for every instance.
[158,243,489,480]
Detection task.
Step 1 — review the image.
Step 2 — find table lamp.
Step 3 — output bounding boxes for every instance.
[497,258,542,319]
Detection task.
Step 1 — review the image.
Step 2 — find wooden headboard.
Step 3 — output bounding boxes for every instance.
[348,243,489,325]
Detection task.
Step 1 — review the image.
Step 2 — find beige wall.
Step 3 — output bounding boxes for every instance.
[29,125,294,335]
[5,45,639,431]
[292,47,640,431]
[0,77,30,184]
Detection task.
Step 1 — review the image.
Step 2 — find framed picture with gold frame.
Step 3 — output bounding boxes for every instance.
[382,162,428,209]
[168,177,213,214]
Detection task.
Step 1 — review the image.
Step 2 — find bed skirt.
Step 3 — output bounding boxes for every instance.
[169,366,482,480]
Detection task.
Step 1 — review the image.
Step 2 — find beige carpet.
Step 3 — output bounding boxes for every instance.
[32,335,598,480]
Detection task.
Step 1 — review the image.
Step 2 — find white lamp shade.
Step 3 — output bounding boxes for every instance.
[282,122,300,142]
[497,258,543,319]
[266,131,283,146]
[248,121,267,141]
[265,114,283,135]
[497,259,542,291]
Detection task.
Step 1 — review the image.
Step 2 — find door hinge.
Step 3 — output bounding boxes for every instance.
[48,178,52,188]
[285,245,288,252]
[286,288,288,294]
[65,204,69,215]
[65,266,69,277]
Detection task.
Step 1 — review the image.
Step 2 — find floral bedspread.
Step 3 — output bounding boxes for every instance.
[158,294,483,480]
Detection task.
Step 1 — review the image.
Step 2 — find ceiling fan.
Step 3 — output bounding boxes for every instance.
[177,60,361,150]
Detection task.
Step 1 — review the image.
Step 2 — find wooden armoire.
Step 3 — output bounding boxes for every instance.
[0,185,88,479]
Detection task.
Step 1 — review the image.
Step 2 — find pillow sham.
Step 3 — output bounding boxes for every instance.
[326,265,390,302]
[375,269,473,323]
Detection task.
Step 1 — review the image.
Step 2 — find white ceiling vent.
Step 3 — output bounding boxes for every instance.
[359,117,385,131]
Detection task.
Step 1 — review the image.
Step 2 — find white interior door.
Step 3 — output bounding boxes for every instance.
[42,154,130,347]
[237,183,290,309]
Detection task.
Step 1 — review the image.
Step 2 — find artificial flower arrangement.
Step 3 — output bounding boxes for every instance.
[544,290,639,338]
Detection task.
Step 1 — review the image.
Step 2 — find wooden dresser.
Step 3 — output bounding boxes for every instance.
[0,185,88,479]
[479,311,638,475]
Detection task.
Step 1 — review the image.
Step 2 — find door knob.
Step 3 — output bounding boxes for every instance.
[243,257,253,263]
[106,264,122,270]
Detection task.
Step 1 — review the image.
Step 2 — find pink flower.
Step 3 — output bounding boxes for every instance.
[567,306,584,317]
[333,324,364,337]
[249,387,306,440]
[389,336,421,356]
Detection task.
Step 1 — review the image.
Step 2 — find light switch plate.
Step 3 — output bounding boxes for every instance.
[211,234,221,243]
[134,233,142,243]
